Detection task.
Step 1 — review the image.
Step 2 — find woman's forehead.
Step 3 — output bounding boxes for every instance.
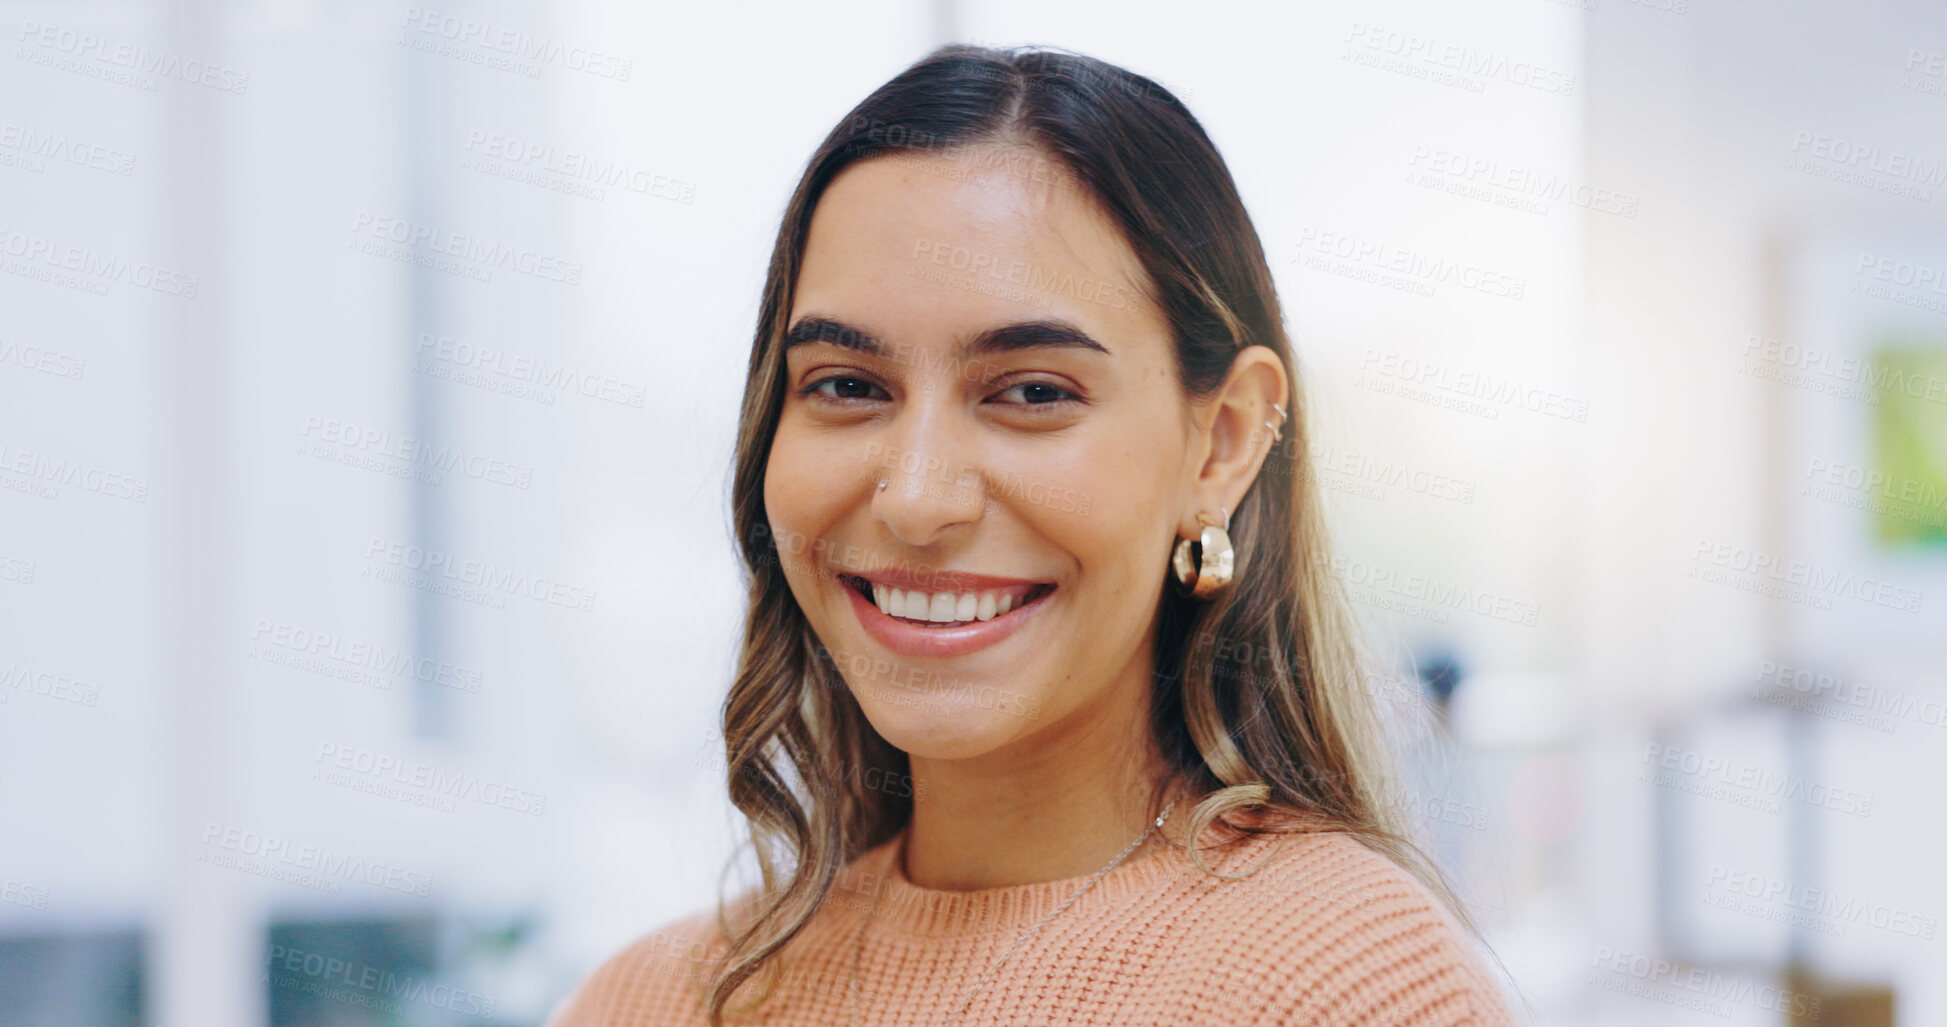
[794,152,1160,348]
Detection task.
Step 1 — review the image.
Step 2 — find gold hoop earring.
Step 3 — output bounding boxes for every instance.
[1170,507,1234,599]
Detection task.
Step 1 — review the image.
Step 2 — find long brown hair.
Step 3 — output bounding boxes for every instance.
[705,43,1473,1024]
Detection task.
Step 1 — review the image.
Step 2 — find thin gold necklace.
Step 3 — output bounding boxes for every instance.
[845,799,1178,1027]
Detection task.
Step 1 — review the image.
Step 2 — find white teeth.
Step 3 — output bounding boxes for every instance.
[869,583,1039,624]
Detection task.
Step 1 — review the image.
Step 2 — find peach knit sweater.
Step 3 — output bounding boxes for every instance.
[546,824,1516,1026]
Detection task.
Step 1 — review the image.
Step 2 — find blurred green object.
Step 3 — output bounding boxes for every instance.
[1870,343,1947,547]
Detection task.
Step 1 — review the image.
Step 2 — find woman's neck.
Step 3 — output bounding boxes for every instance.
[900,668,1177,891]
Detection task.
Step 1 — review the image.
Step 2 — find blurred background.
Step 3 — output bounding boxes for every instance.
[2,0,1943,1024]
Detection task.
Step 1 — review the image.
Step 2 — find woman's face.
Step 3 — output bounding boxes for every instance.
[765,145,1200,762]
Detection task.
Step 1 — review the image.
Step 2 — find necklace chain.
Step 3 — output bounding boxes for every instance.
[846,799,1178,1027]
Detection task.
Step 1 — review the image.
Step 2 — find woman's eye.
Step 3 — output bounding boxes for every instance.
[993,381,1079,407]
[802,376,889,403]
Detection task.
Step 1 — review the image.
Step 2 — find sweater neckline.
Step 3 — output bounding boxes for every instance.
[843,817,1280,938]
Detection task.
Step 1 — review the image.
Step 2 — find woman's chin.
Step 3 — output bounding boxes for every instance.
[855,696,1031,760]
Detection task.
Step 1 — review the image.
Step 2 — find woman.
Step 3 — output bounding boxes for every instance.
[550,44,1517,1027]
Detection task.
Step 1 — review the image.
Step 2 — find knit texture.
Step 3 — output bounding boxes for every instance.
[546,824,1517,1026]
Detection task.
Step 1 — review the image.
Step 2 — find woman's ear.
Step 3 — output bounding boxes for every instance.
[1178,346,1289,538]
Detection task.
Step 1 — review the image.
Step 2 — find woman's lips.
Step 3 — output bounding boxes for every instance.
[841,574,1055,659]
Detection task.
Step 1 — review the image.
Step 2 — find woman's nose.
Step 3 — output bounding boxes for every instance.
[869,408,986,548]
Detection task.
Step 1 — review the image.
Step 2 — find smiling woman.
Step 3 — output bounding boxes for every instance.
[547,43,1518,1027]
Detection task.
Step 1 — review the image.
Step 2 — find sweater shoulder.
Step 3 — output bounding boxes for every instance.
[1182,829,1517,1026]
[542,904,732,1027]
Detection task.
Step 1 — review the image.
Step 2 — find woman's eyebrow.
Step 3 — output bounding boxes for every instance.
[967,319,1112,357]
[783,316,885,355]
[782,316,1112,358]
